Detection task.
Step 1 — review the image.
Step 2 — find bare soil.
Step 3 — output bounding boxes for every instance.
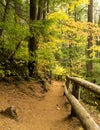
[0,80,99,130]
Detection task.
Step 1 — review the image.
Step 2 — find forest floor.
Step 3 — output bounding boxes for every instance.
[0,80,99,130]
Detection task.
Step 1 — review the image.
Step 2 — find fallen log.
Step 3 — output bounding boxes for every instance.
[64,85,100,130]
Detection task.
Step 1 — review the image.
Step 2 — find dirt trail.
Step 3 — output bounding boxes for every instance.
[0,81,82,130]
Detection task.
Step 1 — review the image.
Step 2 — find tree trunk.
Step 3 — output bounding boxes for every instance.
[86,0,93,77]
[43,0,46,19]
[30,0,37,21]
[28,0,47,77]
[28,0,37,77]
[37,0,44,20]
[47,0,50,13]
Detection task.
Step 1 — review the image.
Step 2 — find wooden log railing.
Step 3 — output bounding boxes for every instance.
[64,75,100,130]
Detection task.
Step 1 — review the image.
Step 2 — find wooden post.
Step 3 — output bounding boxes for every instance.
[72,82,80,100]
[65,78,70,89]
[71,82,81,116]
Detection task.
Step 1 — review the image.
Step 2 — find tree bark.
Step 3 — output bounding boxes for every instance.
[30,0,37,21]
[86,0,93,77]
[37,0,44,20]
[28,0,48,77]
[43,0,46,19]
[28,0,37,77]
[47,0,50,13]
